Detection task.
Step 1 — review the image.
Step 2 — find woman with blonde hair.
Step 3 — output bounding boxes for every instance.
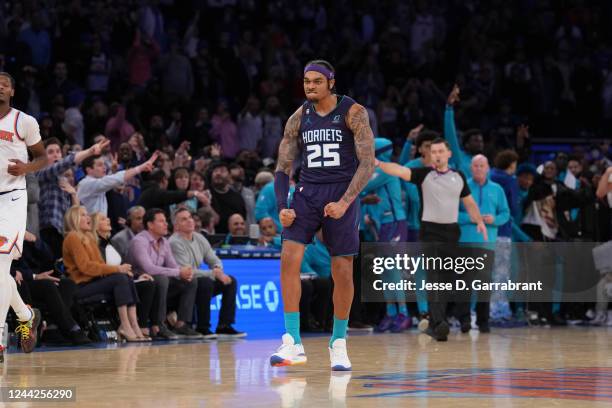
[62,206,146,342]
[91,212,155,339]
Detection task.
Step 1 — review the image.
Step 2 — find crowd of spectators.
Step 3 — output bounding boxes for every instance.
[2,0,612,344]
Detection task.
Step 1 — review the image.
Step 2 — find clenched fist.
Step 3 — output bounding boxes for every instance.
[323,201,349,219]
[279,208,296,227]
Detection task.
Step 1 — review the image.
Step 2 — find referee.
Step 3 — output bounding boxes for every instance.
[376,138,487,341]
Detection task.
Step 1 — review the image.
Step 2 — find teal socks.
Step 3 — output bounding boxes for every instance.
[386,303,397,317]
[284,312,301,344]
[330,316,349,347]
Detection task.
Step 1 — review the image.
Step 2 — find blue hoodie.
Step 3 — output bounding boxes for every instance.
[458,177,510,243]
[361,138,406,226]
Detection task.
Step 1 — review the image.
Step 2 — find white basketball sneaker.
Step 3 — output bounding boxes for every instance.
[270,334,307,367]
[329,338,352,371]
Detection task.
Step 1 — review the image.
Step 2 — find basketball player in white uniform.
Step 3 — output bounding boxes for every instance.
[0,72,48,363]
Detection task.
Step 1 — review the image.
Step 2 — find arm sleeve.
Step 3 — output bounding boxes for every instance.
[274,171,290,210]
[458,171,471,198]
[64,234,119,277]
[19,114,42,147]
[37,153,76,182]
[129,237,180,277]
[398,139,414,165]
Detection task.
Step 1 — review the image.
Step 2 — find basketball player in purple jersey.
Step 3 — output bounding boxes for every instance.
[270,60,375,370]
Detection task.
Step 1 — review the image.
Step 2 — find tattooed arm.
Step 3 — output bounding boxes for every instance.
[323,103,375,219]
[275,106,302,226]
[275,107,302,175]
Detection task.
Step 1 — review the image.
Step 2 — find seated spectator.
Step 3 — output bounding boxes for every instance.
[169,208,245,338]
[77,152,158,215]
[62,206,147,342]
[111,205,146,260]
[258,217,281,248]
[127,208,203,339]
[224,213,247,244]
[198,206,219,236]
[12,231,91,345]
[91,212,156,339]
[38,137,111,260]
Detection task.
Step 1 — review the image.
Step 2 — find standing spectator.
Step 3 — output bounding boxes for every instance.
[261,96,284,159]
[210,101,239,160]
[209,162,246,234]
[169,208,245,338]
[77,152,158,216]
[105,103,136,153]
[127,209,202,340]
[159,42,194,105]
[186,107,212,154]
[86,36,112,95]
[38,137,110,260]
[238,96,263,151]
[127,30,160,88]
[17,13,51,69]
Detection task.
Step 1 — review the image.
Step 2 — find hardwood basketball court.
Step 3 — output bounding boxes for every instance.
[1,327,611,407]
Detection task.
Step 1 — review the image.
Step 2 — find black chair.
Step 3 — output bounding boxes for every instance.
[73,293,118,342]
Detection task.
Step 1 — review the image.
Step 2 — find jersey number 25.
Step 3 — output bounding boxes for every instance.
[306,143,340,168]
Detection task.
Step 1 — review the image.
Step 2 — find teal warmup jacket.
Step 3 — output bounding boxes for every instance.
[255,181,295,231]
[458,178,510,243]
[361,138,406,227]
[300,237,331,278]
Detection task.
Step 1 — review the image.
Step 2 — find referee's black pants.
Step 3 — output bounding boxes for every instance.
[420,222,461,330]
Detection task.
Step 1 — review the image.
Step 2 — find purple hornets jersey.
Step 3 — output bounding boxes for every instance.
[298,95,358,184]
